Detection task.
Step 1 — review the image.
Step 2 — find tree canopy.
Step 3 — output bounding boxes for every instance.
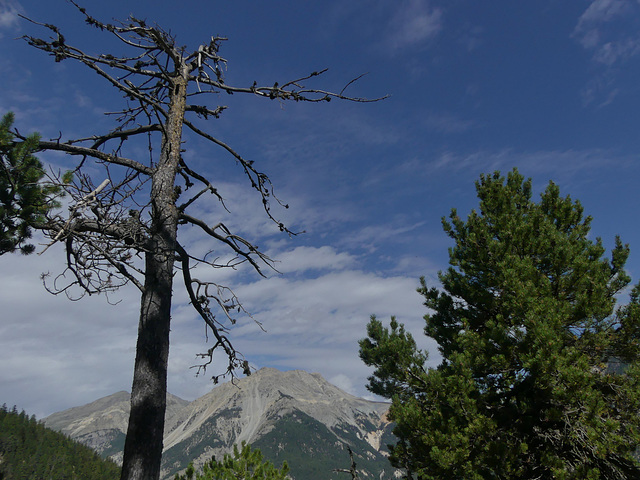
[360,169,640,479]
[0,112,63,255]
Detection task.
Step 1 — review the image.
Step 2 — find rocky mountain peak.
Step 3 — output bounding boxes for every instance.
[44,368,394,480]
[163,368,389,449]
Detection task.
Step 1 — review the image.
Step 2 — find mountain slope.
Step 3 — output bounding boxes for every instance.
[44,368,395,480]
[44,390,189,460]
[0,405,121,480]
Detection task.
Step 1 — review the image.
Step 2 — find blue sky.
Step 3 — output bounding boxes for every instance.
[1,0,640,418]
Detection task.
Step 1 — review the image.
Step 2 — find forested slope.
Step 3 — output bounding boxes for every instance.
[0,404,121,480]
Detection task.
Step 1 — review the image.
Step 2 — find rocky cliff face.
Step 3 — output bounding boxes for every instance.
[44,368,395,480]
[44,390,189,461]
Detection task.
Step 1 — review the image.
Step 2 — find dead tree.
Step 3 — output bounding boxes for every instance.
[334,446,360,480]
[18,3,383,480]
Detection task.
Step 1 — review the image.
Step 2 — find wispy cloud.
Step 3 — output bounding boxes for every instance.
[0,0,21,31]
[386,0,443,51]
[342,219,427,254]
[592,37,640,66]
[425,111,475,134]
[428,147,634,178]
[269,245,358,274]
[228,267,435,393]
[580,73,620,108]
[574,0,631,49]
[572,0,640,104]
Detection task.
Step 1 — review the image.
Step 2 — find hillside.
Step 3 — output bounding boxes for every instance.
[0,404,121,480]
[44,368,397,480]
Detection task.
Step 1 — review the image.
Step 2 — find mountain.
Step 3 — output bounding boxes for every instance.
[44,368,396,480]
[44,390,189,462]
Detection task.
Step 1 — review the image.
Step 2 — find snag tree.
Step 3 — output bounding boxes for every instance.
[360,169,640,479]
[18,3,381,480]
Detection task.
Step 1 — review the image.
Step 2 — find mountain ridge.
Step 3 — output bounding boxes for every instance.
[163,368,390,449]
[44,368,396,480]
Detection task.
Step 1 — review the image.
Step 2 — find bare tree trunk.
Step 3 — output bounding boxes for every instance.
[120,77,187,480]
[120,256,172,480]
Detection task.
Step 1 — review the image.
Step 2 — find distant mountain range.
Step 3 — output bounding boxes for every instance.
[44,368,397,480]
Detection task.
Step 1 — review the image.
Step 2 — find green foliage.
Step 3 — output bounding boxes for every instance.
[360,169,640,479]
[174,442,289,480]
[0,403,121,479]
[0,111,63,255]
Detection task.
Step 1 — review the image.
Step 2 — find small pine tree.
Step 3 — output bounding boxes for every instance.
[175,442,290,480]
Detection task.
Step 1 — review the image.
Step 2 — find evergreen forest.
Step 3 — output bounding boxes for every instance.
[0,404,121,480]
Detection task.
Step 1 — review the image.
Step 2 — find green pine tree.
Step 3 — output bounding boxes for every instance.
[360,169,640,479]
[174,442,289,480]
[0,112,63,255]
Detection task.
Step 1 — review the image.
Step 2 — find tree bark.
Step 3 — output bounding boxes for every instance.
[120,76,187,480]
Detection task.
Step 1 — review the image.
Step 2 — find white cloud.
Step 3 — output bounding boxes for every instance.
[572,0,640,104]
[158,263,439,403]
[592,38,640,65]
[0,228,436,416]
[574,0,629,38]
[0,0,21,30]
[573,0,640,65]
[387,0,443,51]
[329,373,356,395]
[0,243,140,417]
[269,245,358,274]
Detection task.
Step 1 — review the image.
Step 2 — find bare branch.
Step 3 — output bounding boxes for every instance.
[68,0,182,63]
[67,124,163,150]
[39,178,110,254]
[185,104,227,119]
[176,243,252,382]
[178,213,274,275]
[339,72,369,97]
[191,69,388,103]
[177,159,228,212]
[33,139,154,175]
[181,118,295,235]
